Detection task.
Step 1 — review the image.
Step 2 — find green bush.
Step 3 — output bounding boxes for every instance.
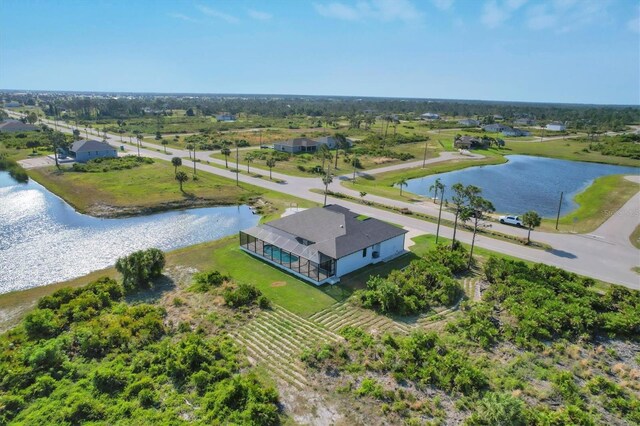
[115,248,165,293]
[223,283,264,308]
[191,270,228,292]
[71,155,154,173]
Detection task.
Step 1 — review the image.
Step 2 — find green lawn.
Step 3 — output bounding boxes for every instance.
[540,174,639,233]
[630,224,640,249]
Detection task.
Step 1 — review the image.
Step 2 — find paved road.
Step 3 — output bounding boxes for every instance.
[8,111,640,289]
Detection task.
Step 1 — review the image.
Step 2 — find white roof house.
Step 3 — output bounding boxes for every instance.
[546,122,566,131]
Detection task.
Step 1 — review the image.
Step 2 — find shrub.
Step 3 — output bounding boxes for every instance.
[465,392,527,425]
[223,283,264,308]
[191,270,228,292]
[115,248,165,293]
[93,367,127,394]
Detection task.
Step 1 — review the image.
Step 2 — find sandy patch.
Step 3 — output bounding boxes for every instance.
[271,281,287,287]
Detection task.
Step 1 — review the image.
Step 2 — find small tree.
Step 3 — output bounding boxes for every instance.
[175,170,189,192]
[155,131,162,141]
[161,139,169,153]
[266,158,276,179]
[186,144,194,160]
[396,178,408,196]
[318,144,331,169]
[431,179,446,243]
[171,157,182,175]
[72,129,81,140]
[359,191,367,203]
[450,182,468,248]
[522,210,542,244]
[245,152,255,173]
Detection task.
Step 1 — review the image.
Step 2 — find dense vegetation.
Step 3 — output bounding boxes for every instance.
[303,256,640,424]
[0,251,281,425]
[587,133,640,159]
[0,155,28,183]
[355,244,466,315]
[71,156,154,172]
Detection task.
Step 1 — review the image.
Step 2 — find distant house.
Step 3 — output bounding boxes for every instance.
[493,114,504,121]
[453,135,489,149]
[69,140,117,163]
[216,113,236,122]
[239,205,407,285]
[0,119,38,133]
[546,122,566,131]
[502,127,531,137]
[273,136,352,153]
[420,112,440,120]
[515,118,536,126]
[482,123,507,133]
[458,118,480,127]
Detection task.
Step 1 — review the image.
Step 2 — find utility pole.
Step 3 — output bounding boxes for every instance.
[352,155,357,182]
[422,140,429,168]
[555,191,564,230]
[193,145,197,176]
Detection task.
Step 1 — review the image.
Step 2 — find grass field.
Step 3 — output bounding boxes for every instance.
[540,174,639,233]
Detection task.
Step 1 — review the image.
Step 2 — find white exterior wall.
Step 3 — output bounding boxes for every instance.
[75,149,117,163]
[378,234,406,261]
[335,234,406,277]
[546,124,566,131]
[336,249,372,277]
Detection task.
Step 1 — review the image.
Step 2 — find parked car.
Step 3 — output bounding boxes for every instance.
[499,215,523,227]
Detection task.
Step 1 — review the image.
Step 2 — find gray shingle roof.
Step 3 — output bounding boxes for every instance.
[70,140,116,153]
[251,205,406,259]
[273,137,317,147]
[0,120,38,132]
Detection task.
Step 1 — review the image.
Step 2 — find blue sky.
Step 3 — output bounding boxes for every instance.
[1,0,639,104]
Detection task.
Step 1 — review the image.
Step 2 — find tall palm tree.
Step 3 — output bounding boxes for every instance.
[450,183,469,248]
[171,157,182,175]
[221,147,231,168]
[161,139,169,153]
[175,171,189,192]
[466,187,494,268]
[186,144,194,160]
[396,178,408,196]
[322,169,333,206]
[430,179,446,243]
[135,132,142,157]
[318,144,331,169]
[334,133,348,169]
[245,152,254,173]
[266,158,276,180]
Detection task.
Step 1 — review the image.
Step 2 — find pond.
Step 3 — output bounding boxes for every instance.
[0,172,260,294]
[403,155,639,217]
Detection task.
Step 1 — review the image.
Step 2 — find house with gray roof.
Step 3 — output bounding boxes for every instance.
[273,136,352,153]
[69,139,117,163]
[0,119,38,133]
[239,205,407,285]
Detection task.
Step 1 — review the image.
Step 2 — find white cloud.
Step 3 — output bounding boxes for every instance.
[525,0,611,33]
[628,13,640,34]
[196,5,239,24]
[432,0,454,11]
[168,13,197,22]
[481,0,527,28]
[314,0,423,23]
[247,9,273,21]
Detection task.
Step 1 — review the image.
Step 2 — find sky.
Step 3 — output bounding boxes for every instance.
[0,0,639,105]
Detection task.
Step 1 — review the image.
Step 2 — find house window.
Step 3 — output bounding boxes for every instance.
[362,248,367,257]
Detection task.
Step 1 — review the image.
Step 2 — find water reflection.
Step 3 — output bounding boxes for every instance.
[0,172,259,294]
[404,155,639,217]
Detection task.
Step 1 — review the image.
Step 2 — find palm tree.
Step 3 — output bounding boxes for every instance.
[175,171,189,192]
[161,139,169,153]
[266,158,276,179]
[171,157,182,175]
[186,144,194,160]
[429,178,443,202]
[450,183,469,248]
[396,178,408,196]
[359,191,367,203]
[430,179,446,243]
[135,132,142,157]
[318,144,331,169]
[466,187,495,268]
[522,211,542,244]
[322,170,333,206]
[221,147,231,168]
[334,133,348,169]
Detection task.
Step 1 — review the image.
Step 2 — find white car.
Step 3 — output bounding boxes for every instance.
[499,215,523,227]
